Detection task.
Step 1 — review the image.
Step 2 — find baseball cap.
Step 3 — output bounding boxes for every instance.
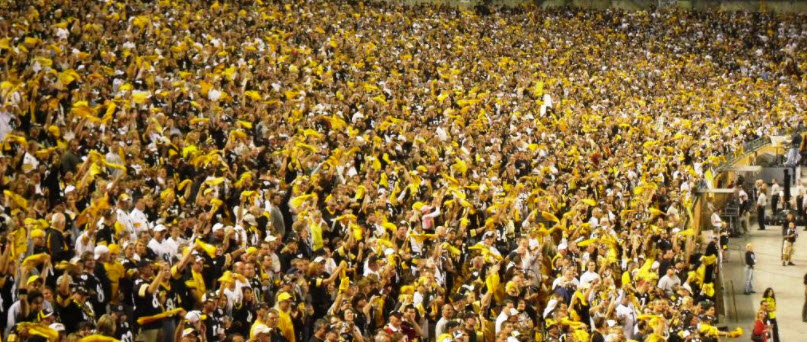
[212,223,224,232]
[94,245,110,259]
[182,328,198,337]
[73,285,88,295]
[202,291,218,303]
[153,224,167,232]
[27,275,42,286]
[277,292,292,302]
[49,323,65,332]
[185,310,207,324]
[38,308,54,320]
[252,324,271,335]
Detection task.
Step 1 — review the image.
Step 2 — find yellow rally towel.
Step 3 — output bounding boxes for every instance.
[136,308,184,326]
[78,335,121,342]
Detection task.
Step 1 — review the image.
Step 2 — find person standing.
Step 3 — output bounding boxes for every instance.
[762,288,780,342]
[771,180,781,214]
[783,222,798,266]
[797,189,805,230]
[758,185,768,230]
[803,272,807,322]
[745,244,756,294]
[739,188,751,234]
[753,309,771,342]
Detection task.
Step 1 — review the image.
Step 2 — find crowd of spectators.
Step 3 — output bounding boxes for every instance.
[1,0,805,341]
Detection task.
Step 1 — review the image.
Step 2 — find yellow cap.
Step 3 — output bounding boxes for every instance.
[108,243,121,255]
[277,292,292,302]
[27,275,41,285]
[30,229,45,239]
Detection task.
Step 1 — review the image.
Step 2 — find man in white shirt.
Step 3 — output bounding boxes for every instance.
[494,302,515,334]
[147,225,175,263]
[615,292,637,340]
[579,261,600,287]
[129,197,151,235]
[116,194,135,241]
[710,209,724,231]
[21,141,40,174]
[657,268,681,297]
[75,225,97,257]
[434,304,455,337]
[757,185,768,230]
[771,180,781,214]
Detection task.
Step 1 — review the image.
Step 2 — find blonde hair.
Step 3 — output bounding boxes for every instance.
[96,314,117,336]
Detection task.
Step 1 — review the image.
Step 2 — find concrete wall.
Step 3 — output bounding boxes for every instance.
[386,0,807,13]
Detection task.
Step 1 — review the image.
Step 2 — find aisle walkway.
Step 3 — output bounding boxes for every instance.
[721,222,806,341]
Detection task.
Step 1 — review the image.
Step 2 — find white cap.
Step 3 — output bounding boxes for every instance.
[182,328,198,337]
[212,223,224,232]
[264,235,277,242]
[153,224,167,232]
[184,310,204,323]
[243,214,258,226]
[313,256,325,263]
[509,308,519,316]
[558,243,568,250]
[252,324,271,335]
[94,245,110,260]
[49,323,66,332]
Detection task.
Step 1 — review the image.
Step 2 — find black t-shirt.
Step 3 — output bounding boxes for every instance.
[133,278,163,330]
[202,310,225,342]
[308,273,330,311]
[591,331,605,342]
[79,272,107,316]
[60,300,93,335]
[116,320,135,342]
[231,301,257,337]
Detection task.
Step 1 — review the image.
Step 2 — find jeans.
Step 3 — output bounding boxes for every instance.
[758,206,766,230]
[744,266,754,293]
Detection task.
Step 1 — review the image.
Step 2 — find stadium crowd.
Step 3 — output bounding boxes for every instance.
[0,0,805,341]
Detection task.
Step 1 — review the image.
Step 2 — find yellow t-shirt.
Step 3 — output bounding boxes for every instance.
[277,307,296,342]
[249,319,266,339]
[765,297,777,319]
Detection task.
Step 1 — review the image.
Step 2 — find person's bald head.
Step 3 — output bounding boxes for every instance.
[51,213,65,230]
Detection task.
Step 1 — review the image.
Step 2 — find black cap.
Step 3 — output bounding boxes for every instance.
[73,285,88,295]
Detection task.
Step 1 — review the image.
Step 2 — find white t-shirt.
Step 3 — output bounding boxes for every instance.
[75,231,95,257]
[757,193,767,207]
[148,238,175,263]
[129,208,151,234]
[579,271,600,287]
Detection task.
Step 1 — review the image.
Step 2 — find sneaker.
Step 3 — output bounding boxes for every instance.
[789,262,796,266]
[751,291,756,293]
[783,261,787,266]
